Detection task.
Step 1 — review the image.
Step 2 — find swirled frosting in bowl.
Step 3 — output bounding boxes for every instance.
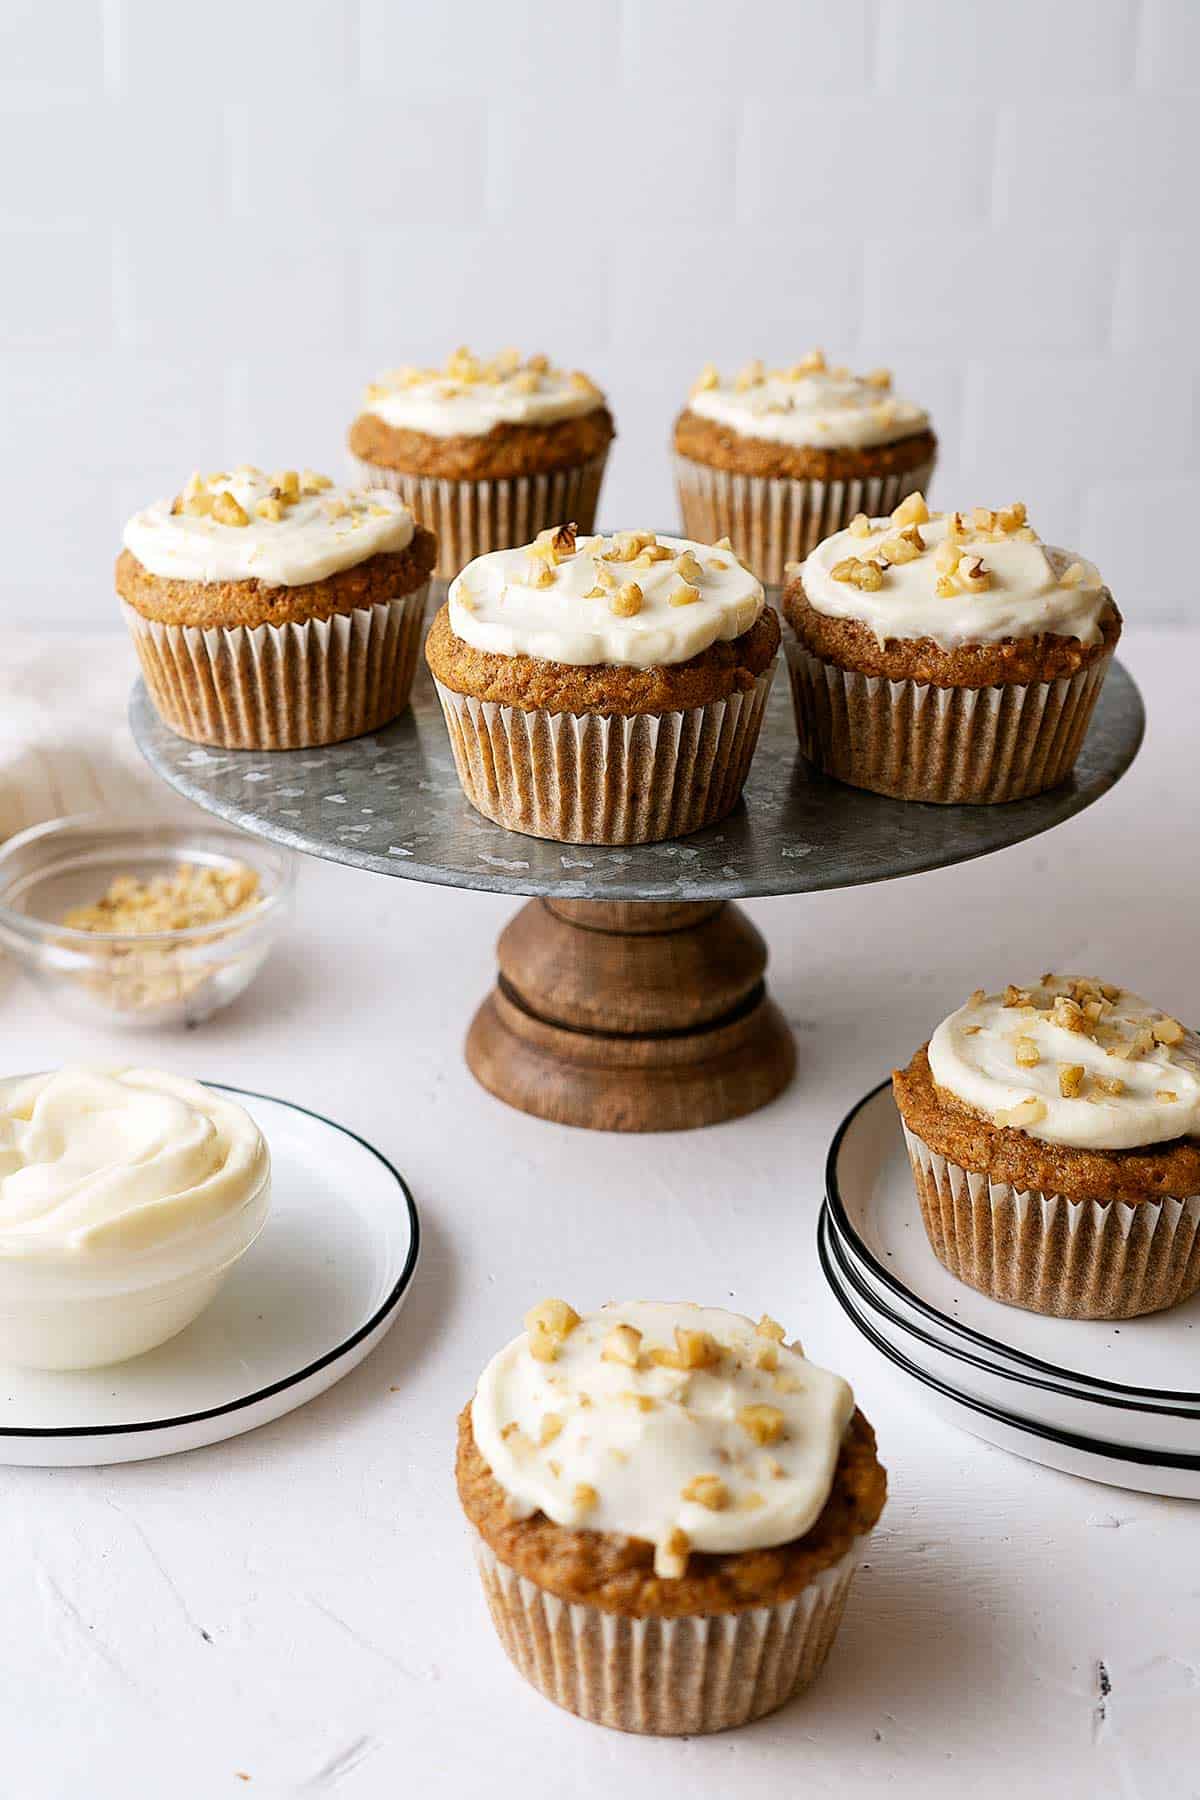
[929,977,1200,1151]
[472,1299,854,1578]
[687,352,928,450]
[449,528,764,668]
[362,347,606,438]
[0,1067,270,1258]
[123,467,415,587]
[800,495,1110,651]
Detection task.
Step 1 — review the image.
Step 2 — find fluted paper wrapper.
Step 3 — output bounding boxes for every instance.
[350,451,609,584]
[471,1530,862,1736]
[123,583,429,751]
[675,454,937,591]
[786,638,1112,804]
[902,1122,1200,1321]
[433,661,775,845]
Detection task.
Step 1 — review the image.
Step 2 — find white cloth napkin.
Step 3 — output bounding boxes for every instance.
[0,635,193,840]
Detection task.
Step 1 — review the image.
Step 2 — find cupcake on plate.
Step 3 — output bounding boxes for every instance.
[783,496,1121,803]
[348,348,614,583]
[674,352,936,587]
[426,526,779,844]
[893,976,1200,1320]
[458,1298,886,1735]
[119,466,436,750]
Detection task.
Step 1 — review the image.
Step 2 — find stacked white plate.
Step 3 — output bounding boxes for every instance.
[820,1080,1200,1498]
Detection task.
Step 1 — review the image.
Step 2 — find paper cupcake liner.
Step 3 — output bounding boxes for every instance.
[901,1122,1200,1321]
[785,638,1112,804]
[123,581,429,751]
[675,454,937,591]
[349,451,610,583]
[433,661,775,845]
[471,1529,863,1736]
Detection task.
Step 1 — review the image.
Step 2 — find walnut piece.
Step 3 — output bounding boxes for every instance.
[994,1096,1048,1129]
[737,1403,785,1446]
[601,1324,642,1367]
[610,581,643,617]
[524,1298,581,1363]
[655,1528,690,1579]
[681,1474,731,1510]
[1058,1064,1086,1099]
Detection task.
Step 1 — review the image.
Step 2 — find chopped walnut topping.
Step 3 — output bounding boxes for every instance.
[674,549,704,584]
[212,490,249,528]
[1095,1075,1125,1097]
[831,556,885,593]
[880,528,924,565]
[524,1298,581,1363]
[1153,1017,1185,1046]
[737,1492,767,1513]
[756,1315,786,1342]
[1014,1037,1040,1067]
[994,1095,1048,1129]
[275,469,301,503]
[794,349,826,375]
[934,541,961,576]
[526,353,549,374]
[620,1392,657,1412]
[737,1403,785,1446]
[753,1342,779,1372]
[935,574,958,599]
[526,560,556,589]
[865,367,892,390]
[958,554,991,592]
[655,1528,690,1579]
[734,358,765,391]
[650,1326,720,1372]
[891,491,930,529]
[708,557,729,571]
[63,862,260,936]
[610,581,643,617]
[692,362,719,394]
[1050,995,1088,1035]
[1058,1064,1086,1098]
[848,513,872,539]
[669,582,701,607]
[1059,562,1086,588]
[300,469,332,495]
[681,1474,730,1510]
[573,1483,598,1513]
[601,1324,642,1367]
[499,1423,533,1454]
[968,988,987,1008]
[1004,985,1032,1008]
[998,502,1027,533]
[772,1371,803,1395]
[551,521,578,555]
[1157,1089,1178,1102]
[539,1413,563,1446]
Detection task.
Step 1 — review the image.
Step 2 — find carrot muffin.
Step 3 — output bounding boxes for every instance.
[426,526,779,844]
[348,348,614,583]
[119,466,436,750]
[458,1298,886,1735]
[783,496,1121,803]
[674,351,936,587]
[894,976,1200,1320]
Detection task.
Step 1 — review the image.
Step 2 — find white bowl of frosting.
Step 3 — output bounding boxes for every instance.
[0,1067,271,1370]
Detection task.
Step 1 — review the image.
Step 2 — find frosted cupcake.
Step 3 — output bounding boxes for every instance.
[783,496,1121,803]
[457,1298,886,1735]
[119,466,436,749]
[348,348,614,583]
[893,977,1200,1319]
[425,526,779,844]
[674,352,936,587]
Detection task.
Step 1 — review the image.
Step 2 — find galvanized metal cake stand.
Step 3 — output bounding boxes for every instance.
[131,659,1144,1134]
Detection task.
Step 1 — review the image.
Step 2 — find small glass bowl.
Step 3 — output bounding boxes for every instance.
[0,815,295,1028]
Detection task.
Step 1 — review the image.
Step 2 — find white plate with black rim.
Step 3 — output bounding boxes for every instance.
[821,1081,1200,1493]
[0,1085,419,1467]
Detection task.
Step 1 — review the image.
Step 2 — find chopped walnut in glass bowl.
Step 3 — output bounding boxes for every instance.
[0,815,294,1027]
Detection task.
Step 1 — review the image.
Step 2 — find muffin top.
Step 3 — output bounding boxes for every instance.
[799,495,1111,651]
[123,467,415,588]
[449,527,764,669]
[471,1298,854,1579]
[0,1067,268,1257]
[928,977,1200,1151]
[360,347,605,438]
[686,352,928,450]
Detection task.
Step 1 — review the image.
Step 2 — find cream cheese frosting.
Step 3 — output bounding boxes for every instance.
[801,496,1110,650]
[0,1068,270,1255]
[688,353,927,449]
[472,1299,854,1577]
[362,347,605,438]
[123,466,415,587]
[928,978,1200,1151]
[449,528,764,668]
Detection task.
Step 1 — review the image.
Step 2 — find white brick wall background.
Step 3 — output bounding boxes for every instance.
[1,0,1197,627]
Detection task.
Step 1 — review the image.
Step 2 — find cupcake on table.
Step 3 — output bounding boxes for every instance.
[893,976,1200,1320]
[348,348,615,583]
[457,1298,886,1735]
[425,525,780,844]
[783,495,1121,804]
[674,351,936,587]
[119,466,436,750]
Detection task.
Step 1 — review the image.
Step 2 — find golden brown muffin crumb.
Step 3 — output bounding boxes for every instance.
[893,1044,1200,1202]
[425,601,780,717]
[350,408,615,481]
[456,1404,885,1619]
[674,407,937,483]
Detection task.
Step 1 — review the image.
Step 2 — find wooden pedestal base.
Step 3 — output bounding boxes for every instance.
[466,899,795,1132]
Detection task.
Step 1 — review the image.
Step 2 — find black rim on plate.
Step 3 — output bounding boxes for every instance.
[818,1210,1200,1473]
[823,1202,1200,1422]
[0,1083,420,1439]
[826,1078,1200,1409]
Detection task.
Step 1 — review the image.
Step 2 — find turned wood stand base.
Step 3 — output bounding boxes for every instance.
[466,899,795,1132]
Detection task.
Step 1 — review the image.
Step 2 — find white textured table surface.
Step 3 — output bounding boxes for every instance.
[3,630,1197,1800]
